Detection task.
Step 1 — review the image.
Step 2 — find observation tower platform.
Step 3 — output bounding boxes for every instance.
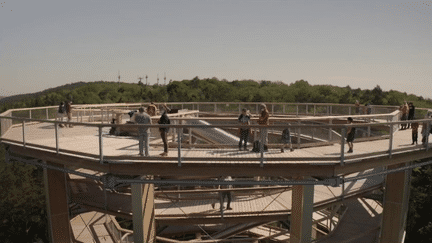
[1,102,431,243]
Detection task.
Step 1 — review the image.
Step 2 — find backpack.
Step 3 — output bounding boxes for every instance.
[58,103,65,113]
[252,140,268,153]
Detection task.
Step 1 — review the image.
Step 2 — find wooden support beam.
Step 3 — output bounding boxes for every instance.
[291,181,314,243]
[132,176,156,243]
[380,163,412,243]
[43,161,72,243]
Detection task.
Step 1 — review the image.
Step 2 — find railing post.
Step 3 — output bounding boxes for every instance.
[260,127,265,167]
[189,125,192,145]
[296,105,299,117]
[297,121,301,149]
[29,110,32,119]
[330,106,332,116]
[368,125,371,137]
[306,104,308,115]
[178,124,182,167]
[22,120,26,148]
[426,122,430,151]
[272,104,274,116]
[389,122,394,157]
[55,121,59,154]
[101,107,104,124]
[314,105,316,116]
[340,127,346,165]
[256,104,259,114]
[283,104,285,114]
[99,126,104,163]
[46,108,49,120]
[329,119,333,141]
[327,106,329,116]
[348,107,351,115]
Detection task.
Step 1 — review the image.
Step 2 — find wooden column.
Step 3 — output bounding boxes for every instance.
[131,177,156,243]
[291,183,314,243]
[43,161,72,243]
[380,163,412,243]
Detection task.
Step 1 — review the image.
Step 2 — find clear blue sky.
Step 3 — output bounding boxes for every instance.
[1,0,431,98]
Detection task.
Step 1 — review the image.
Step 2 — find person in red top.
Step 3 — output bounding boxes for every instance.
[258,104,270,152]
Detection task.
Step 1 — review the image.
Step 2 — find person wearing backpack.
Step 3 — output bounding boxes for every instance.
[281,125,294,152]
[57,102,66,128]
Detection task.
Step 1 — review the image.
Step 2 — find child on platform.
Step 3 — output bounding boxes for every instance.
[412,122,419,145]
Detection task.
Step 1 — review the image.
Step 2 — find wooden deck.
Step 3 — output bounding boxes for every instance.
[1,121,429,165]
[68,168,384,225]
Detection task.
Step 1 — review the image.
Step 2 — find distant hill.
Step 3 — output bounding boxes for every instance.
[0,82,91,106]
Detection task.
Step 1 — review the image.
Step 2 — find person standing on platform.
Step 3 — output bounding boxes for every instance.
[212,176,233,210]
[238,108,251,151]
[346,117,356,153]
[131,107,152,156]
[147,102,157,116]
[65,101,73,128]
[281,125,294,152]
[57,102,66,128]
[412,122,419,145]
[421,112,432,145]
[257,103,270,152]
[158,104,171,156]
[400,103,409,130]
[407,102,415,128]
[355,100,361,115]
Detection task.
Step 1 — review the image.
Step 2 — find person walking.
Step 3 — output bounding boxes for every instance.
[65,101,73,128]
[400,102,409,130]
[238,108,251,151]
[158,104,171,156]
[257,104,270,152]
[346,117,356,153]
[131,107,152,156]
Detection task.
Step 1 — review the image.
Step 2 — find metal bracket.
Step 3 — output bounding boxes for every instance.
[324,176,343,187]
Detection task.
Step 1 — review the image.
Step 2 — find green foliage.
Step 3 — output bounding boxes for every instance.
[0,145,48,242]
[406,164,432,242]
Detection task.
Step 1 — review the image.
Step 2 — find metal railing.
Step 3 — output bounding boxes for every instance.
[1,103,431,168]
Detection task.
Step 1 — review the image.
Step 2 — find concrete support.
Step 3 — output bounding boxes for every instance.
[291,183,315,243]
[131,177,156,243]
[380,163,412,243]
[43,161,72,243]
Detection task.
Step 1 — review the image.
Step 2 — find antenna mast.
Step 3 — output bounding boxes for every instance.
[157,73,159,85]
[164,72,166,86]
[145,75,148,86]
[118,70,121,88]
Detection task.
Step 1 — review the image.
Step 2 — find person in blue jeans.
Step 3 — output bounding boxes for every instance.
[131,107,152,156]
[238,108,251,151]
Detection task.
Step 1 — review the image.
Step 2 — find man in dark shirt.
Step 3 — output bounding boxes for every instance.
[158,104,171,156]
[346,117,356,153]
[238,108,251,151]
